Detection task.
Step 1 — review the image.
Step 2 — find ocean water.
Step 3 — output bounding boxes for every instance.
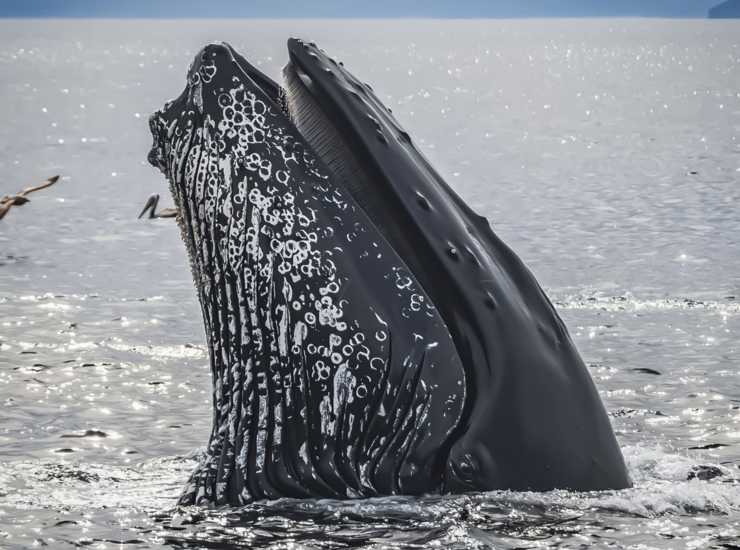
[0,18,739,549]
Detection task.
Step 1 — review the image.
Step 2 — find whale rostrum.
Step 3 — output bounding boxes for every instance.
[147,40,631,505]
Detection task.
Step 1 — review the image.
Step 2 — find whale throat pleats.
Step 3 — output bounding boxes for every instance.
[148,43,466,505]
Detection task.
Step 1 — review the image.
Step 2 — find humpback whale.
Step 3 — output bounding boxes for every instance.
[147,40,631,505]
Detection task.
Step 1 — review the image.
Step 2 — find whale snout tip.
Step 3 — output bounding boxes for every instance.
[197,42,234,60]
[187,42,233,82]
[287,37,310,49]
[287,37,324,62]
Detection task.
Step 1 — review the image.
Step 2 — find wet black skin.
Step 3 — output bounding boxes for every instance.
[283,38,631,492]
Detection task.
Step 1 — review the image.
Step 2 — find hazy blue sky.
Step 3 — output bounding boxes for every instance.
[0,0,724,18]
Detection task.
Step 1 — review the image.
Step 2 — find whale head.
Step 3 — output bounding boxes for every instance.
[147,40,630,505]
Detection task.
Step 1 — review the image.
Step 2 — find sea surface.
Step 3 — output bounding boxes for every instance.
[0,18,739,549]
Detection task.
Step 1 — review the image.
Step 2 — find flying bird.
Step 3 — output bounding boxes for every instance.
[0,175,60,221]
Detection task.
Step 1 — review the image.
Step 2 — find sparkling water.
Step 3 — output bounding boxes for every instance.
[0,18,739,549]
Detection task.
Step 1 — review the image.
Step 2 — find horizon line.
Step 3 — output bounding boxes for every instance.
[0,14,720,20]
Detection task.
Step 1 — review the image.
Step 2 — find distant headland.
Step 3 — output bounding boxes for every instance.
[709,0,740,17]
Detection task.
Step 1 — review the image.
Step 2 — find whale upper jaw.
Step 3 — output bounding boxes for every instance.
[147,40,631,504]
[280,38,631,493]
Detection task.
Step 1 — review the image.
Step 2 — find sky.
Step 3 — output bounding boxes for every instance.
[0,0,725,18]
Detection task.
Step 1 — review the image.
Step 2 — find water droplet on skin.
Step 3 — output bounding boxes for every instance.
[376,131,387,144]
[446,243,459,260]
[485,292,498,310]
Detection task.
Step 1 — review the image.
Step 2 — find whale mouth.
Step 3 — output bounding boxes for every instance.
[152,40,441,304]
[220,40,431,297]
[280,43,448,331]
[179,40,462,377]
